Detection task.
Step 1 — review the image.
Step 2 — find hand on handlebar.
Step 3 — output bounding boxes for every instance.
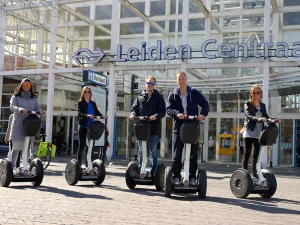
[149,115,156,121]
[19,108,28,114]
[198,115,205,121]
[40,111,45,115]
[129,115,135,120]
[177,113,184,120]
[260,117,268,122]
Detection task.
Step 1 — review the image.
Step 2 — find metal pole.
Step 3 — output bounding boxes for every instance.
[128,75,136,163]
[262,0,271,168]
[0,0,6,120]
[45,0,57,143]
[107,0,119,160]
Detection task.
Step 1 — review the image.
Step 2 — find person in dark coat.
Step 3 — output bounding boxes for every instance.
[166,72,209,185]
[77,86,106,167]
[130,75,166,176]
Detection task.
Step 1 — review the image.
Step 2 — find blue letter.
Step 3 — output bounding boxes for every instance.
[234,43,248,58]
[163,45,176,60]
[264,42,274,58]
[275,42,289,58]
[148,40,162,61]
[250,40,261,58]
[179,45,192,59]
[117,44,126,62]
[217,43,231,58]
[292,42,300,57]
[141,42,147,61]
[201,39,216,59]
[127,47,140,61]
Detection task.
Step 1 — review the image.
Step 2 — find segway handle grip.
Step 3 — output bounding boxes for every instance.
[184,115,198,120]
[267,118,279,123]
[135,116,150,121]
[21,110,41,115]
[87,114,105,119]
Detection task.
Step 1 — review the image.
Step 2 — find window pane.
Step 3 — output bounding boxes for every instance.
[121,2,145,18]
[151,0,165,16]
[95,5,112,20]
[120,23,144,35]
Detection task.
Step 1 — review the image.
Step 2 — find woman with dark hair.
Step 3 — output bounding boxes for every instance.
[242,84,269,178]
[10,78,44,173]
[77,86,106,167]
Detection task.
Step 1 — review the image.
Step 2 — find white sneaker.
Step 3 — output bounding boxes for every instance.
[13,167,17,174]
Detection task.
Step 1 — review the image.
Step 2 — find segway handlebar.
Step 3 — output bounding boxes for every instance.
[134,116,150,121]
[87,114,106,119]
[184,115,199,120]
[20,110,42,115]
[267,118,279,124]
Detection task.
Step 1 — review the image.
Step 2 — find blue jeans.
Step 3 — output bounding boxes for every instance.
[138,135,159,174]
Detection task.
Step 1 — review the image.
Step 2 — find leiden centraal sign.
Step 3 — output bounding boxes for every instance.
[73,39,300,65]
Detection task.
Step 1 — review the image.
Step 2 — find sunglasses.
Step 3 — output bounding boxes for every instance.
[252,92,260,95]
[84,91,91,93]
[146,81,155,86]
[22,83,31,87]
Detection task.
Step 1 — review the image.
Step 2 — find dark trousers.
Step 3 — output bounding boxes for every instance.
[242,137,260,177]
[78,127,88,166]
[100,147,107,163]
[172,132,198,179]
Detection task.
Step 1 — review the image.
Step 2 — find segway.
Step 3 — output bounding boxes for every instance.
[0,111,44,187]
[125,116,165,190]
[230,118,279,198]
[164,115,207,198]
[65,115,106,186]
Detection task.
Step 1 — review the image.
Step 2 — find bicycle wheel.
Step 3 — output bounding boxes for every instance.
[41,146,52,170]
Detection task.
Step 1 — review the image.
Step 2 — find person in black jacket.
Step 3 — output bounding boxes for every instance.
[78,86,106,167]
[166,72,209,185]
[130,75,166,176]
[242,84,269,178]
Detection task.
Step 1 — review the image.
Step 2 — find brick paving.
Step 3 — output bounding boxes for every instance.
[0,155,299,225]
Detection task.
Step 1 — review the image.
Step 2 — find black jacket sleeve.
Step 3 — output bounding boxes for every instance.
[78,101,87,119]
[93,101,103,117]
[196,90,209,116]
[154,95,166,120]
[244,101,264,123]
[130,98,139,116]
[166,93,180,118]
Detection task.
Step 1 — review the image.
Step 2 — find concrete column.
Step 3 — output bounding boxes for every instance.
[261,0,271,168]
[107,0,120,160]
[45,0,57,143]
[0,0,6,120]
[38,9,44,69]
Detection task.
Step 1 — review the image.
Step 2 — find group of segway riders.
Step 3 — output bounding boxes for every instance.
[0,74,280,199]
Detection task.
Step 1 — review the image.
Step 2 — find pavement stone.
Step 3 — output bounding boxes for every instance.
[0,155,299,225]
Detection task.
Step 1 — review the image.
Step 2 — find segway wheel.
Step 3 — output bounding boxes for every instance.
[65,159,80,186]
[30,159,44,186]
[0,159,13,187]
[125,161,138,189]
[164,167,173,197]
[92,159,106,186]
[197,169,207,199]
[230,169,253,198]
[154,163,165,191]
[260,169,277,198]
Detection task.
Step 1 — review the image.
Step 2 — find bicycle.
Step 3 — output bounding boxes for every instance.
[32,134,56,170]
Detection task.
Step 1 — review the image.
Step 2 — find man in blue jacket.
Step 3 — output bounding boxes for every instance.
[130,75,166,176]
[167,72,209,185]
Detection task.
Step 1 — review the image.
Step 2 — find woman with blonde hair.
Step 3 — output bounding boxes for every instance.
[242,84,269,178]
[77,86,106,166]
